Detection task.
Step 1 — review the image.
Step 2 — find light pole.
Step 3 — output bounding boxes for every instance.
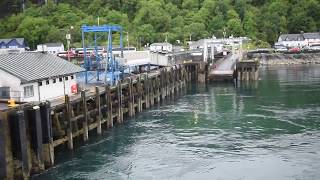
[125,31,129,51]
[65,26,74,62]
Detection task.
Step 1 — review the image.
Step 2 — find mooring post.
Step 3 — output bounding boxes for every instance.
[27,106,45,173]
[65,95,73,150]
[95,86,102,134]
[39,102,54,167]
[81,91,89,141]
[0,111,14,179]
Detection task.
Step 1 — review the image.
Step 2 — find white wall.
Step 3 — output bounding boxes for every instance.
[47,45,64,54]
[0,69,78,102]
[0,69,22,100]
[150,44,173,52]
[37,44,65,54]
[37,75,77,101]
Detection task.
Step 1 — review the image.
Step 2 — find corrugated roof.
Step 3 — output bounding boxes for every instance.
[0,52,84,83]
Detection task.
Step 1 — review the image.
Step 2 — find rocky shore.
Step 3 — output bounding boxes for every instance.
[246,52,320,65]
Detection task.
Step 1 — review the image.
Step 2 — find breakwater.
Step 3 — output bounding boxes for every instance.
[0,64,204,179]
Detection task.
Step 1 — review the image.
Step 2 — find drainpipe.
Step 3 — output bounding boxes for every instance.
[38,82,41,102]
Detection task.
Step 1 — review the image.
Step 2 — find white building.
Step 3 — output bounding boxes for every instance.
[0,52,84,102]
[277,34,306,48]
[37,43,65,55]
[149,43,173,53]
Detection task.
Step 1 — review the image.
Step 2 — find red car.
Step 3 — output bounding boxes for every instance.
[288,47,301,53]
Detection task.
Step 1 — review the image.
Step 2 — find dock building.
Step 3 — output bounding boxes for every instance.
[0,52,84,102]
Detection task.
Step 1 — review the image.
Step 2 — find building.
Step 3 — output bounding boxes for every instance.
[37,43,65,55]
[277,32,320,48]
[0,52,84,102]
[302,32,320,46]
[277,34,305,48]
[149,43,173,53]
[0,38,26,54]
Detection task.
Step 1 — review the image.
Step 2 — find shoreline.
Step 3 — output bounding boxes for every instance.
[247,52,320,65]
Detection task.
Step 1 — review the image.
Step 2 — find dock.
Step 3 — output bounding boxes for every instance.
[0,63,204,179]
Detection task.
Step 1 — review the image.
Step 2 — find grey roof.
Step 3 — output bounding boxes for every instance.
[0,38,25,45]
[44,43,64,47]
[302,33,320,39]
[279,34,304,41]
[0,52,84,83]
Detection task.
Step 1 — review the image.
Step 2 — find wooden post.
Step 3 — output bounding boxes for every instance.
[106,85,113,128]
[39,102,54,167]
[95,86,102,134]
[65,95,73,150]
[27,106,44,173]
[150,77,154,106]
[137,76,142,112]
[145,75,150,108]
[117,81,123,124]
[81,91,89,141]
[128,78,134,117]
[0,112,13,179]
[9,110,30,179]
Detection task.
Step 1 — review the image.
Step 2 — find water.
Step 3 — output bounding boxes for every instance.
[34,65,320,180]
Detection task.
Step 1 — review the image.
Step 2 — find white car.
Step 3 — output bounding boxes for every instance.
[274,45,287,53]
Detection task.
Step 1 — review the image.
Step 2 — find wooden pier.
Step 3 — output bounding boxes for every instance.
[0,64,203,180]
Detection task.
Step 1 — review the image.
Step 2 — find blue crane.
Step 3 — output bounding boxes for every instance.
[81,25,123,85]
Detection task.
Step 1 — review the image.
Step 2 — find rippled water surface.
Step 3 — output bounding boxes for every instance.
[34,65,320,180]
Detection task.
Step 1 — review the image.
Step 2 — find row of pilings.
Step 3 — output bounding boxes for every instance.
[0,63,206,180]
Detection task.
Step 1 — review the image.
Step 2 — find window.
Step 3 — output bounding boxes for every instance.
[46,80,50,85]
[38,81,42,86]
[53,79,56,83]
[24,85,34,98]
[59,78,63,82]
[65,76,68,81]
[71,75,74,80]
[0,87,10,99]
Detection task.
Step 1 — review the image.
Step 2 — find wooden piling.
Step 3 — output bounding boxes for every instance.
[10,110,31,179]
[39,102,54,167]
[81,91,89,141]
[117,81,123,124]
[0,112,13,180]
[95,86,102,134]
[65,95,73,150]
[106,85,113,128]
[27,106,45,173]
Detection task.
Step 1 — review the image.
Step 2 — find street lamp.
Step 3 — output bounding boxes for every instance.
[66,26,74,62]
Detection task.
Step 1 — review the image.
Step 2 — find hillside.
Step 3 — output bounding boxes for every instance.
[0,0,320,49]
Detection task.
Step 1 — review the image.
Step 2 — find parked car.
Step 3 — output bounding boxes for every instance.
[274,45,287,53]
[309,45,320,51]
[288,47,301,53]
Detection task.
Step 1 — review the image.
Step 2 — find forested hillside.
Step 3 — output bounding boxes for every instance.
[0,0,320,49]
